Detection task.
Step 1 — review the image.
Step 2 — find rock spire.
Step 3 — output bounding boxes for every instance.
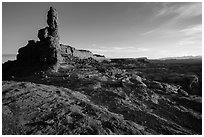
[16,7,62,71]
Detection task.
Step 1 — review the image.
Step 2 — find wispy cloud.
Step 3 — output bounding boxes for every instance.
[141,30,155,36]
[91,43,97,47]
[179,24,201,36]
[177,40,196,46]
[88,46,150,54]
[177,24,201,46]
[156,3,201,18]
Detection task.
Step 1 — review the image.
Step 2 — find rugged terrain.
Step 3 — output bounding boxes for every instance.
[2,7,202,135]
[2,57,202,135]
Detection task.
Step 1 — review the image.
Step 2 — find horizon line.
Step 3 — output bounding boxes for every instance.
[2,53,202,60]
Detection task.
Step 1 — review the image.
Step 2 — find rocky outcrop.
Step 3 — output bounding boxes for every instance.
[3,6,106,75]
[2,81,150,135]
[60,44,105,61]
[158,74,200,95]
[2,64,202,134]
[136,57,149,63]
[16,7,62,70]
[2,56,202,135]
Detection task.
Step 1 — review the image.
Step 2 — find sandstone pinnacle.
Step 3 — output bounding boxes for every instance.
[16,7,62,71]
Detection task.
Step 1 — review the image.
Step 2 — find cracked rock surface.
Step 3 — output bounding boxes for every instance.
[2,57,202,135]
[3,81,151,135]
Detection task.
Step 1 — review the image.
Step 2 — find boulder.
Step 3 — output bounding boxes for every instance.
[163,74,200,95]
[38,27,49,41]
[130,74,147,87]
[144,80,163,90]
[162,83,180,94]
[177,89,189,96]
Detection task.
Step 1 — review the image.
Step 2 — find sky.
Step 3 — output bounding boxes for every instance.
[2,2,202,59]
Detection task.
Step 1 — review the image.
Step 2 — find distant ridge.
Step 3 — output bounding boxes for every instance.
[2,54,16,63]
[2,54,16,56]
[159,55,202,60]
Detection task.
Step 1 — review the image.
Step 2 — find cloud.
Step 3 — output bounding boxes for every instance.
[177,40,196,46]
[140,30,155,36]
[177,24,201,46]
[88,46,150,54]
[141,28,177,37]
[150,3,201,33]
[88,46,151,58]
[137,48,149,52]
[156,3,201,18]
[179,24,201,36]
[176,36,201,46]
[91,43,96,47]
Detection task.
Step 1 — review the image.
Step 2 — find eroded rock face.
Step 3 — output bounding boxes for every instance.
[2,63,202,134]
[38,27,49,41]
[47,7,58,31]
[16,7,62,70]
[60,44,106,61]
[2,81,148,135]
[3,6,106,75]
[2,56,202,135]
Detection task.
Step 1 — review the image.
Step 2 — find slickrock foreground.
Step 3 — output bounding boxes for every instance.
[2,7,202,135]
[2,79,201,135]
[2,81,149,135]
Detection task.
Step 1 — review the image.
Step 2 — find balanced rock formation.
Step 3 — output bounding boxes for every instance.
[6,7,105,71]
[3,7,106,79]
[17,7,62,70]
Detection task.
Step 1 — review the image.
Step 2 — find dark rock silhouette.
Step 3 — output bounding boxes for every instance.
[17,7,62,70]
[4,7,105,74]
[47,7,58,31]
[2,7,106,80]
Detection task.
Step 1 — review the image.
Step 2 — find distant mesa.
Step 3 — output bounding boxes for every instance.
[159,56,202,60]
[60,44,105,60]
[4,7,105,72]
